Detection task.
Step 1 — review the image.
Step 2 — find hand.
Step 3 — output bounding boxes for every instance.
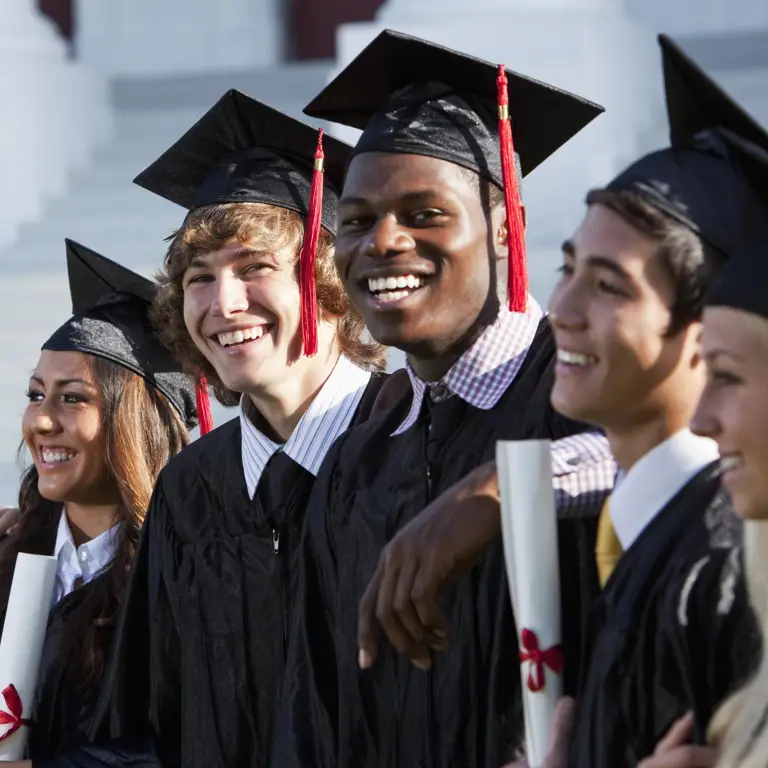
[358,461,500,671]
[0,507,20,537]
[501,697,577,768]
[638,712,718,767]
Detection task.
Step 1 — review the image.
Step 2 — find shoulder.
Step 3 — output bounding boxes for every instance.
[159,416,240,484]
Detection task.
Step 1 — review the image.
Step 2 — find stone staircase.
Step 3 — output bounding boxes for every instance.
[1,51,767,502]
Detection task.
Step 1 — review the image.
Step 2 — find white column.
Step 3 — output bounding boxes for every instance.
[328,0,665,305]
[0,1,112,251]
[76,0,283,78]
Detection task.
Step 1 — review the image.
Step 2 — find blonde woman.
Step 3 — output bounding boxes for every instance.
[640,175,768,767]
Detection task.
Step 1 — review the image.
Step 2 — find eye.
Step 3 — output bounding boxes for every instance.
[340,214,375,230]
[556,263,574,277]
[408,209,444,226]
[243,262,274,276]
[710,369,742,386]
[26,389,44,403]
[184,273,213,288]
[596,279,627,297]
[62,393,89,405]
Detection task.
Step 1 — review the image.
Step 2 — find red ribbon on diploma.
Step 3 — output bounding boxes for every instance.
[0,685,31,742]
[518,628,564,692]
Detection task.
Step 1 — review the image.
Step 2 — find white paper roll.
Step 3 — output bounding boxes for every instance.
[497,440,562,768]
[0,553,57,760]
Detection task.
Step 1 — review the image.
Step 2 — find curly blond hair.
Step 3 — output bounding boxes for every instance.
[151,203,387,405]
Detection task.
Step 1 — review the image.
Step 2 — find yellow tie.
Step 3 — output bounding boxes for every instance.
[595,498,623,587]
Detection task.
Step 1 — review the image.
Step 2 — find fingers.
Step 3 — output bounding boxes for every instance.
[654,713,695,754]
[358,565,384,670]
[375,554,432,669]
[0,508,20,537]
[638,746,718,768]
[542,697,577,768]
[411,559,449,644]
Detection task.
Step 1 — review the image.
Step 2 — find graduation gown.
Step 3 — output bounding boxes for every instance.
[272,319,604,767]
[94,374,387,768]
[569,463,759,768]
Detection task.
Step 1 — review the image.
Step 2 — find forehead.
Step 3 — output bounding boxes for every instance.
[572,204,658,261]
[702,306,768,356]
[342,152,475,201]
[185,239,293,270]
[34,350,95,382]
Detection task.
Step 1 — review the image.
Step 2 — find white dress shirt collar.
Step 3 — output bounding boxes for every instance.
[610,429,720,550]
[240,354,372,498]
[52,509,121,606]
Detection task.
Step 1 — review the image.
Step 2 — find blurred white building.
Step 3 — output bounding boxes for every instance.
[0,0,767,494]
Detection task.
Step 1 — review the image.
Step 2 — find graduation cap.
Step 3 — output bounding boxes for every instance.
[607,34,768,259]
[134,91,353,355]
[304,29,605,312]
[42,240,204,432]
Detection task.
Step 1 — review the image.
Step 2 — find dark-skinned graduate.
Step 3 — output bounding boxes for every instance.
[87,93,392,768]
[341,34,766,768]
[271,31,617,768]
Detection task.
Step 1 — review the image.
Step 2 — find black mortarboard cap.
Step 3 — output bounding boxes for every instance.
[608,34,768,258]
[42,240,198,429]
[303,29,605,187]
[705,139,768,318]
[133,90,352,235]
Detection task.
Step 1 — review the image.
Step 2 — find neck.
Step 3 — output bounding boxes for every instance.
[65,501,120,547]
[407,309,496,383]
[605,409,693,474]
[247,346,341,442]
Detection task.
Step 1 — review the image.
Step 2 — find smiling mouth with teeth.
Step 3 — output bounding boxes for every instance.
[216,326,268,348]
[40,448,76,465]
[556,349,598,367]
[366,274,426,304]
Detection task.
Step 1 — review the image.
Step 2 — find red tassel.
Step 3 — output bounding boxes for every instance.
[299,129,325,357]
[497,65,528,313]
[195,375,214,436]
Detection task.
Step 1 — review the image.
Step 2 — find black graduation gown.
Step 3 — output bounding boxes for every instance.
[94,374,387,768]
[568,463,760,768]
[272,319,606,768]
[20,573,161,768]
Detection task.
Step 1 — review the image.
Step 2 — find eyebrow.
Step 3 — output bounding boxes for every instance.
[187,247,274,270]
[30,375,93,388]
[703,348,744,364]
[561,240,633,281]
[339,190,451,207]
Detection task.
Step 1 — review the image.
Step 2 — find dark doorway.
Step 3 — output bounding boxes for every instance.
[38,0,74,41]
[291,0,385,60]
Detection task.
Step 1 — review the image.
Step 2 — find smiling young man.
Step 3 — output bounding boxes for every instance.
[553,37,768,768]
[90,92,389,768]
[384,36,766,768]
[270,32,615,767]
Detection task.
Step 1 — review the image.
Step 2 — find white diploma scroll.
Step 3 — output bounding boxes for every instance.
[497,440,563,768]
[0,553,57,760]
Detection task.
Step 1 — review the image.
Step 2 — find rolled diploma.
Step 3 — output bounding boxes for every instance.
[0,553,57,760]
[497,440,562,768]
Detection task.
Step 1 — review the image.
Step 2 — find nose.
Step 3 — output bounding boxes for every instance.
[30,399,60,435]
[690,385,720,439]
[548,278,587,333]
[364,214,416,259]
[212,272,249,318]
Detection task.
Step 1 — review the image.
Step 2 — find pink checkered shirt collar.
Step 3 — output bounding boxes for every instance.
[392,296,544,436]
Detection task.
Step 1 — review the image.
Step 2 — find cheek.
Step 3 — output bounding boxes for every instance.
[729,387,768,458]
[21,408,35,444]
[183,291,205,336]
[70,410,107,456]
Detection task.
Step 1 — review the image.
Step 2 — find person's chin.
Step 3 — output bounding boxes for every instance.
[550,384,600,425]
